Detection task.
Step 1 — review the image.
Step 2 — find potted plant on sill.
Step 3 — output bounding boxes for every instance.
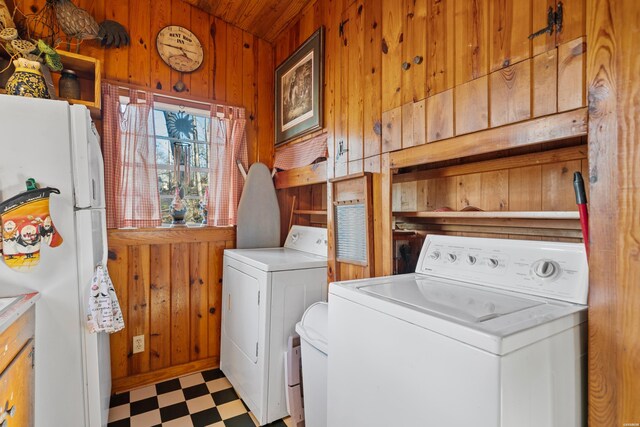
[0,28,63,99]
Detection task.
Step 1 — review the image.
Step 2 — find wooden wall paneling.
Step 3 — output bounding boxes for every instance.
[381,0,403,111]
[104,0,130,81]
[489,0,532,72]
[348,159,364,175]
[225,25,244,104]
[508,166,543,211]
[555,0,586,45]
[327,179,337,282]
[541,160,582,211]
[401,102,414,148]
[454,75,489,135]
[363,0,383,159]
[434,176,458,210]
[242,31,258,164]
[532,49,558,118]
[297,186,313,226]
[413,99,427,147]
[454,0,489,85]
[190,7,212,97]
[334,4,349,178]
[207,241,226,358]
[586,0,623,419]
[489,59,532,127]
[426,0,455,96]
[382,106,402,152]
[324,0,341,180]
[557,37,587,112]
[399,182,418,211]
[347,1,364,163]
[149,244,171,371]
[127,0,151,87]
[150,0,172,91]
[211,17,228,100]
[128,245,151,374]
[392,182,402,211]
[531,0,556,56]
[457,173,482,210]
[364,155,382,173]
[426,89,454,142]
[371,172,383,275]
[257,38,275,167]
[170,0,192,93]
[170,243,190,365]
[380,153,393,276]
[480,170,509,211]
[416,179,436,211]
[189,243,209,360]
[403,0,427,103]
[108,245,129,380]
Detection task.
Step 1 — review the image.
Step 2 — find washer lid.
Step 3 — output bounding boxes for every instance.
[330,274,586,355]
[224,247,327,272]
[359,278,542,323]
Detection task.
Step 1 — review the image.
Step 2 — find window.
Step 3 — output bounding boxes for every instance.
[153,105,211,225]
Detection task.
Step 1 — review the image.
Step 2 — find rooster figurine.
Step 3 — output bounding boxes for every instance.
[46,0,129,48]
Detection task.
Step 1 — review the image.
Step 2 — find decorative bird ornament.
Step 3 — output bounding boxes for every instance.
[45,0,129,48]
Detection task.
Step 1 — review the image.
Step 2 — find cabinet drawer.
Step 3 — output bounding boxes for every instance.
[0,307,35,374]
[0,340,34,427]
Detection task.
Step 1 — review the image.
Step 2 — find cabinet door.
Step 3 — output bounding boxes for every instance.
[0,340,35,427]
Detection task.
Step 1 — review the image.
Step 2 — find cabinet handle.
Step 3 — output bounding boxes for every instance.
[401,62,411,70]
[413,56,423,64]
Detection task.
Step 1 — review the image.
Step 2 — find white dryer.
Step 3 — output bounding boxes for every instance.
[329,235,588,427]
[221,225,328,425]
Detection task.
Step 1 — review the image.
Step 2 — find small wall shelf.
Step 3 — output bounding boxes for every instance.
[53,50,101,117]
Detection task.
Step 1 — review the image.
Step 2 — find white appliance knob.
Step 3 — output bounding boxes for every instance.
[467,255,477,265]
[487,258,499,268]
[534,260,558,278]
[447,253,457,263]
[429,251,441,260]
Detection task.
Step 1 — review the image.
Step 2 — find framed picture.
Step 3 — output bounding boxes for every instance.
[275,27,324,146]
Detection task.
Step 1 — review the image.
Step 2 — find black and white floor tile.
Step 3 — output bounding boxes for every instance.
[108,368,293,427]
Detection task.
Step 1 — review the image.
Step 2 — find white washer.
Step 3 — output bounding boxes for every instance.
[221,225,328,425]
[328,235,588,427]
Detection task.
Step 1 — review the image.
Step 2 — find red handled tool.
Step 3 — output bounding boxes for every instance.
[573,172,589,259]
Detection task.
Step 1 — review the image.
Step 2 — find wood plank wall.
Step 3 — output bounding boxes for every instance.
[107,228,234,392]
[13,0,275,167]
[586,0,640,423]
[274,0,587,282]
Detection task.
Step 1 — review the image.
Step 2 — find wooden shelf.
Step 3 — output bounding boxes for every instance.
[53,50,102,117]
[294,210,327,215]
[274,161,327,189]
[393,211,580,219]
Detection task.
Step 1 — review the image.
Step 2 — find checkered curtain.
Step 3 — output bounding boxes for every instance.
[102,83,161,229]
[208,105,248,227]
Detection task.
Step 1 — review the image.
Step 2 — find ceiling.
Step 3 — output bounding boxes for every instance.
[181,0,311,42]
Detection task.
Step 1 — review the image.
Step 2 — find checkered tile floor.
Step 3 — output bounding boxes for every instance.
[108,368,293,427]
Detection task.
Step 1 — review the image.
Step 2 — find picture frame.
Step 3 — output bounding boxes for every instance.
[275,27,324,146]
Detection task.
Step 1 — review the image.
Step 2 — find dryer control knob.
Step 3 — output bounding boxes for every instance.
[467,255,477,265]
[429,251,441,260]
[533,260,559,279]
[487,258,499,268]
[446,253,457,263]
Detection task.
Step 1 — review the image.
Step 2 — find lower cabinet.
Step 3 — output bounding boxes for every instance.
[0,339,34,426]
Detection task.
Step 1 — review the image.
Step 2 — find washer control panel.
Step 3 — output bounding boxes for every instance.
[284,225,328,257]
[416,235,588,304]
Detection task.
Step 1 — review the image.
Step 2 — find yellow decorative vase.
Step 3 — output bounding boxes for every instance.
[5,58,51,99]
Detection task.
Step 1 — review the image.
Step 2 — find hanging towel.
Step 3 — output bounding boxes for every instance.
[87,264,125,334]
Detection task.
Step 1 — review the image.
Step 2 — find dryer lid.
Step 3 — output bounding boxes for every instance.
[358,278,543,323]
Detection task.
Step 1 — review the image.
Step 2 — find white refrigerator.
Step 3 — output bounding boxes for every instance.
[0,95,111,426]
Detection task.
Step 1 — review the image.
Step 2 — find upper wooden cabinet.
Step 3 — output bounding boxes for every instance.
[532,0,586,56]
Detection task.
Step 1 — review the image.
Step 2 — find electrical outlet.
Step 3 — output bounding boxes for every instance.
[133,335,144,354]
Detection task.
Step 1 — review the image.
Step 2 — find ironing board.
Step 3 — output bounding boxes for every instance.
[236,162,281,249]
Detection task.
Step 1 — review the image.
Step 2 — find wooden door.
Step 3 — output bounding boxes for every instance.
[532,0,586,56]
[0,340,35,427]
